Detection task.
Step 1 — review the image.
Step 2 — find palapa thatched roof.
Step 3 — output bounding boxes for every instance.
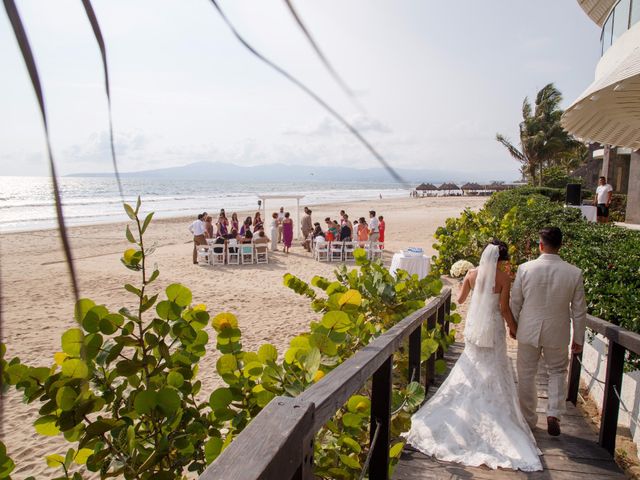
[438,182,460,191]
[416,183,438,191]
[461,182,483,190]
[484,182,509,191]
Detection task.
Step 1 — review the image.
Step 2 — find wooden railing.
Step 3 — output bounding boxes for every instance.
[199,288,452,480]
[567,314,640,455]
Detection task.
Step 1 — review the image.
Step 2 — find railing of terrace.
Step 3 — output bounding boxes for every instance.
[567,314,640,455]
[199,288,452,480]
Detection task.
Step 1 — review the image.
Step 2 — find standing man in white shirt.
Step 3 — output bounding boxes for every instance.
[189,213,207,264]
[277,207,285,243]
[368,210,379,243]
[594,176,613,223]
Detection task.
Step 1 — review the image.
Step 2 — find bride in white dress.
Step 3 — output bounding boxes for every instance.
[404,241,543,472]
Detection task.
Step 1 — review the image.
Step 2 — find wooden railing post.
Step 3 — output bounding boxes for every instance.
[408,326,421,384]
[369,356,392,480]
[425,312,437,386]
[437,303,446,360]
[566,351,583,405]
[599,341,625,455]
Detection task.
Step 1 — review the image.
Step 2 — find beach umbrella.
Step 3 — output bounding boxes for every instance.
[461,182,482,191]
[438,182,460,191]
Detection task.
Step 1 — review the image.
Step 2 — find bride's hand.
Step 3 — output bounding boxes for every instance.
[508,323,517,339]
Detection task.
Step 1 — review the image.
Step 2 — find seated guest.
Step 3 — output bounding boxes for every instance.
[325,217,338,241]
[340,218,352,241]
[212,236,225,253]
[254,229,270,244]
[240,216,253,236]
[241,230,253,244]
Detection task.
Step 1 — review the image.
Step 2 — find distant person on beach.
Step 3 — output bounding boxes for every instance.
[324,217,338,241]
[357,217,369,246]
[594,176,613,223]
[277,207,285,243]
[204,215,214,239]
[301,207,313,252]
[368,210,379,243]
[282,212,293,253]
[378,215,385,246]
[312,222,325,239]
[189,213,207,264]
[339,210,346,225]
[254,212,264,232]
[269,212,279,251]
[231,212,239,232]
[240,216,253,236]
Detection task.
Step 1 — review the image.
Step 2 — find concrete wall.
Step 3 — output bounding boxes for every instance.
[627,151,640,224]
[580,333,640,448]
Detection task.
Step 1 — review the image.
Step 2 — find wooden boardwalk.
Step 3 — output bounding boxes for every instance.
[394,342,626,479]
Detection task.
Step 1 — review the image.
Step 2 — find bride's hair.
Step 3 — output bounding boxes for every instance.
[489,239,510,261]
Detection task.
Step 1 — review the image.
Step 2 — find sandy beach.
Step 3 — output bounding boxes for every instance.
[0,195,485,478]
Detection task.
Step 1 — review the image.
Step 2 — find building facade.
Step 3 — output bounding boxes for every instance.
[562,0,640,223]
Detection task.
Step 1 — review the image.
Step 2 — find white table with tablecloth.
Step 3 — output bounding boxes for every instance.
[567,205,598,222]
[389,252,430,279]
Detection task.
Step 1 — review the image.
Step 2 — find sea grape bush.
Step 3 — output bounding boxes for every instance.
[1,199,456,479]
[433,188,640,356]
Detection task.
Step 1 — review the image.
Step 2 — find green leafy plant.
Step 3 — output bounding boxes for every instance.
[2,199,225,479]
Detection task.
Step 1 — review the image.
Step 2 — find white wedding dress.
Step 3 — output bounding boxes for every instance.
[404,245,542,472]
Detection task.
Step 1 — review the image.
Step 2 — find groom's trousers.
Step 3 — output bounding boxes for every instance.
[517,342,569,428]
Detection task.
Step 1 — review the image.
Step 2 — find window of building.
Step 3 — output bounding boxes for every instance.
[613,0,631,42]
[631,0,640,27]
[603,11,614,53]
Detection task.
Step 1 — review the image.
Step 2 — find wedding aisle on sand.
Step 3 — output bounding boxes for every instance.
[0,195,485,478]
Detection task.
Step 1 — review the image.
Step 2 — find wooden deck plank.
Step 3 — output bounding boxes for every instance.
[393,340,626,479]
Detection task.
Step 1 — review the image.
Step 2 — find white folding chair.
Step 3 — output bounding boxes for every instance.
[196,245,211,265]
[255,244,269,264]
[314,238,329,262]
[210,245,226,265]
[240,243,254,265]
[343,241,356,261]
[227,239,240,265]
[368,241,383,261]
[330,242,344,262]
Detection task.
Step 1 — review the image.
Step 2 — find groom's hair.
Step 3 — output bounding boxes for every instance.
[539,227,562,250]
[490,239,510,261]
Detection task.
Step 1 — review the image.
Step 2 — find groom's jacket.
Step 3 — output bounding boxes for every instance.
[510,253,587,348]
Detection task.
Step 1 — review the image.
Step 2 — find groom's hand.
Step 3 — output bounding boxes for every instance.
[571,342,583,354]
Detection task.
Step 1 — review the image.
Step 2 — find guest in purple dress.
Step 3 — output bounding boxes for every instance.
[282,212,293,253]
[231,212,239,233]
[239,216,252,236]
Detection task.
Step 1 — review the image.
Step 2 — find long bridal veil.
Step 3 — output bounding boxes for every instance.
[463,244,500,348]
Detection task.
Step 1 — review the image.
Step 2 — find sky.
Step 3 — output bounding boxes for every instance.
[0,0,601,181]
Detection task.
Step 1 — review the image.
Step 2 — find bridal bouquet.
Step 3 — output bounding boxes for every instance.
[450,259,474,278]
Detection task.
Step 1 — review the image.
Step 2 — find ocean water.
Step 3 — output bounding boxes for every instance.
[0,176,409,233]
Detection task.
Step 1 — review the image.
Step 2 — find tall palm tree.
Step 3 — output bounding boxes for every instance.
[496,83,575,186]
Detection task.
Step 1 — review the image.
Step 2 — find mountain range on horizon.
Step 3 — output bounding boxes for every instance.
[67,161,515,184]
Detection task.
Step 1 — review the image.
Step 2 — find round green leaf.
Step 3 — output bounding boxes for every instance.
[435,359,447,375]
[61,328,84,357]
[338,289,362,307]
[204,437,223,464]
[257,344,278,363]
[74,448,93,465]
[167,371,184,388]
[339,454,361,470]
[321,311,350,331]
[56,386,77,411]
[134,390,157,415]
[341,412,363,428]
[34,416,60,436]
[242,361,263,379]
[157,387,181,415]
[166,283,192,307]
[340,436,361,453]
[61,359,89,379]
[216,354,237,375]
[209,388,233,409]
[347,395,371,414]
[389,441,404,458]
[84,333,103,360]
[45,453,65,468]
[74,298,95,323]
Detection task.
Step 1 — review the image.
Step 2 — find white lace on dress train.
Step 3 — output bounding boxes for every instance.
[403,291,542,472]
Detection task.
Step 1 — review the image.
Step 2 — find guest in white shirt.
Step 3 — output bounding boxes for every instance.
[594,176,613,223]
[189,214,208,264]
[368,210,380,243]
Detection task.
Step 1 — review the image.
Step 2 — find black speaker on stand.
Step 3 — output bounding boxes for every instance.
[566,184,582,205]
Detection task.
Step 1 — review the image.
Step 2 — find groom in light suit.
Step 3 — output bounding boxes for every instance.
[510,227,587,436]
